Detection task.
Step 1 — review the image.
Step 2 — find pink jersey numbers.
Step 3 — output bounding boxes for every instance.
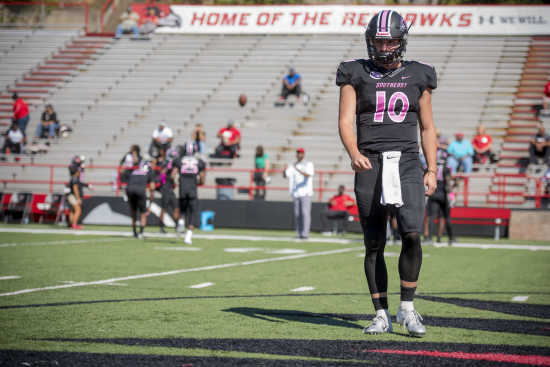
[373,91,410,123]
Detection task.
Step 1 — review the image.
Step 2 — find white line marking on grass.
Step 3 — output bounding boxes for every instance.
[103,282,127,286]
[267,249,306,254]
[154,246,201,252]
[189,282,214,289]
[0,276,21,280]
[224,248,263,253]
[0,246,362,297]
[291,286,315,292]
[450,243,550,251]
[0,238,124,248]
[512,296,529,302]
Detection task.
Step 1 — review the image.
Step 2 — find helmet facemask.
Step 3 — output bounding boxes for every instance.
[366,36,407,67]
[365,10,409,68]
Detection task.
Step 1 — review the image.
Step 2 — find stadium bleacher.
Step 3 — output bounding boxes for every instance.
[1,31,549,207]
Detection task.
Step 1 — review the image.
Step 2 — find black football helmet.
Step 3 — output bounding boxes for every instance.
[365,10,408,66]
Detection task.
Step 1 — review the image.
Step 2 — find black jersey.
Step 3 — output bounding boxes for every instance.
[174,155,206,197]
[433,148,451,198]
[336,59,437,153]
[127,162,154,195]
[69,176,86,198]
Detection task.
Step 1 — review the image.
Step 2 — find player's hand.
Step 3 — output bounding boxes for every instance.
[424,172,437,196]
[88,184,94,191]
[350,152,372,172]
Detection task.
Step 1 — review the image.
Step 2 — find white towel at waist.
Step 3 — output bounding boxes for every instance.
[380,151,403,207]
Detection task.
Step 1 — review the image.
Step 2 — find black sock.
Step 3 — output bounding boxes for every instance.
[140,226,144,234]
[371,297,383,311]
[380,297,388,309]
[400,286,416,302]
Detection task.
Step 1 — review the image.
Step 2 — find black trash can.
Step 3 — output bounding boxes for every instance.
[215,177,236,200]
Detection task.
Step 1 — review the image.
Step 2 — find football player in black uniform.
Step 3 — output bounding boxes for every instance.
[172,142,206,244]
[126,159,155,239]
[337,10,438,337]
[157,149,179,234]
[426,148,455,245]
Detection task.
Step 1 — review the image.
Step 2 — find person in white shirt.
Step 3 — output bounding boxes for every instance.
[2,123,24,154]
[283,147,314,239]
[150,122,173,158]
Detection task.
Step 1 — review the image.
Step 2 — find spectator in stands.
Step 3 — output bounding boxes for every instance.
[2,123,24,155]
[253,145,270,200]
[192,123,206,155]
[280,68,302,102]
[119,145,141,185]
[150,121,173,158]
[472,124,497,165]
[283,147,314,239]
[12,93,29,135]
[67,166,92,230]
[214,120,241,158]
[436,128,449,150]
[139,7,159,35]
[35,104,59,140]
[447,132,474,174]
[115,7,140,39]
[528,123,550,167]
[321,185,356,235]
[543,80,550,111]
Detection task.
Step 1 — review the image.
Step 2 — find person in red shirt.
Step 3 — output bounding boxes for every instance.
[543,80,550,111]
[12,93,29,135]
[321,185,357,235]
[472,124,497,165]
[215,120,241,158]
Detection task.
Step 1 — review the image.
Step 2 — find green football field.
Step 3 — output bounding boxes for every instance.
[0,224,549,366]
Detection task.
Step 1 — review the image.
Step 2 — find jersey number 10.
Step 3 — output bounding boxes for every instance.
[374,91,410,123]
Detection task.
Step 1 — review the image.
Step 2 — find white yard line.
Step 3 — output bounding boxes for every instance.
[512,296,529,302]
[0,246,362,297]
[189,282,214,289]
[154,246,201,252]
[291,286,315,292]
[0,276,21,280]
[0,238,124,248]
[1,228,549,250]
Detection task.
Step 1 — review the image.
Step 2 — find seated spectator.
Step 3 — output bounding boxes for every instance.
[253,145,270,200]
[157,8,182,27]
[139,7,159,35]
[213,120,241,159]
[119,145,141,184]
[447,132,474,174]
[472,124,497,165]
[192,123,206,155]
[543,80,550,111]
[150,122,173,158]
[12,93,29,135]
[528,123,550,167]
[115,7,140,39]
[280,68,302,102]
[35,104,59,139]
[321,185,357,235]
[2,123,24,154]
[436,128,449,150]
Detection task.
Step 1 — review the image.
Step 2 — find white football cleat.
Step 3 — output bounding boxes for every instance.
[363,310,392,335]
[396,308,426,337]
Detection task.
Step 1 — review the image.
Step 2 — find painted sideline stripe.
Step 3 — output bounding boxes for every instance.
[0,276,21,280]
[0,228,548,250]
[0,238,124,248]
[368,349,550,366]
[0,246,362,297]
[190,282,214,289]
[291,286,315,292]
[512,295,529,302]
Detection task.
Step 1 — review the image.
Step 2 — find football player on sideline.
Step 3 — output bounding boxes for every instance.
[337,10,438,337]
[126,159,155,239]
[172,142,206,245]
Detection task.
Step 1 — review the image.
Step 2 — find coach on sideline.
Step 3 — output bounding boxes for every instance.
[283,147,314,240]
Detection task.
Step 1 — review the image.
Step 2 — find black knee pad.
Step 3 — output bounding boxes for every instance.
[365,239,386,255]
[402,232,421,248]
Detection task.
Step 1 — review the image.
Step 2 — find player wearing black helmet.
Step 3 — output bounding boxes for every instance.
[172,142,206,244]
[126,159,155,239]
[337,10,438,337]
